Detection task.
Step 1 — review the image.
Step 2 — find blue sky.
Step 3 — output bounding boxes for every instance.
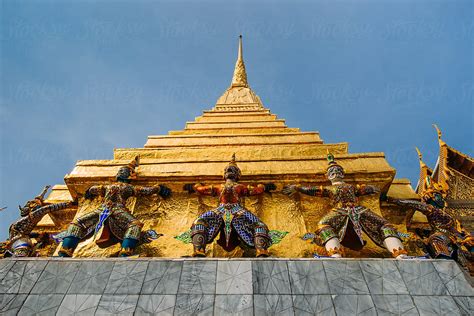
[1,0,473,240]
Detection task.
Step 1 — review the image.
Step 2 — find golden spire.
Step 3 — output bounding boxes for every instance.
[231,35,249,88]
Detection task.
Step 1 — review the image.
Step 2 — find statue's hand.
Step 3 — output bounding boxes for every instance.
[282,185,299,196]
[84,188,94,200]
[159,185,172,198]
[264,183,277,192]
[183,183,196,194]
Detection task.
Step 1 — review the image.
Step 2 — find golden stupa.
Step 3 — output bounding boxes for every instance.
[35,36,422,258]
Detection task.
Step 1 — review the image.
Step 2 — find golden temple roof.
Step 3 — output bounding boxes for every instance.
[432,124,474,180]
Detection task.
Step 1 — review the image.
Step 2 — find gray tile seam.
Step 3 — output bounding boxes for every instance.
[285,261,293,296]
[140,262,170,295]
[0,261,14,283]
[102,260,116,294]
[136,260,150,295]
[6,261,23,295]
[399,261,450,296]
[359,261,374,295]
[18,293,67,315]
[408,294,421,316]
[132,294,139,315]
[176,260,185,299]
[53,293,67,315]
[88,294,101,315]
[323,262,338,313]
[392,262,411,296]
[23,261,46,296]
[432,263,461,296]
[452,295,474,315]
[322,259,348,295]
[445,272,473,297]
[213,260,218,296]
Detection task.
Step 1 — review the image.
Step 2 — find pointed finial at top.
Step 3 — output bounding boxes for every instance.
[433,124,447,149]
[238,35,243,60]
[231,35,249,88]
[415,147,423,162]
[415,146,430,169]
[433,124,442,140]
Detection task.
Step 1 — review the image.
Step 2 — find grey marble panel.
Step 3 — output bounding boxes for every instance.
[95,294,139,315]
[0,294,28,316]
[360,260,408,295]
[17,294,64,316]
[214,294,253,316]
[332,295,376,316]
[372,294,418,315]
[216,261,253,294]
[252,261,291,294]
[254,295,294,315]
[141,261,182,294]
[323,260,370,295]
[31,261,80,294]
[178,261,217,294]
[0,260,47,294]
[135,294,176,315]
[67,261,114,294]
[56,294,101,315]
[412,296,461,316]
[292,295,335,316]
[104,261,148,294]
[288,261,330,295]
[453,296,474,316]
[432,261,474,296]
[396,260,448,295]
[174,294,214,316]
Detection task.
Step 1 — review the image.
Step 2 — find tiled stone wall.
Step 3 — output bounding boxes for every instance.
[0,258,472,315]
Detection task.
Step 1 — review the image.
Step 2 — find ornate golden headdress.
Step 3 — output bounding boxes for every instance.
[326,150,343,171]
[127,155,140,179]
[117,155,140,181]
[224,153,242,179]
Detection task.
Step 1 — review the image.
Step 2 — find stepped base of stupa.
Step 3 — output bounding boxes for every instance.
[0,258,472,315]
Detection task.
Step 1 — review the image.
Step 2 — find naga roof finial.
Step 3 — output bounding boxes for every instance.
[433,124,447,149]
[415,147,426,168]
[231,35,249,88]
[415,147,430,188]
[433,124,442,140]
[432,124,450,190]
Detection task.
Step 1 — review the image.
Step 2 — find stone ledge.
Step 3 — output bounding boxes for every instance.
[0,258,472,315]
